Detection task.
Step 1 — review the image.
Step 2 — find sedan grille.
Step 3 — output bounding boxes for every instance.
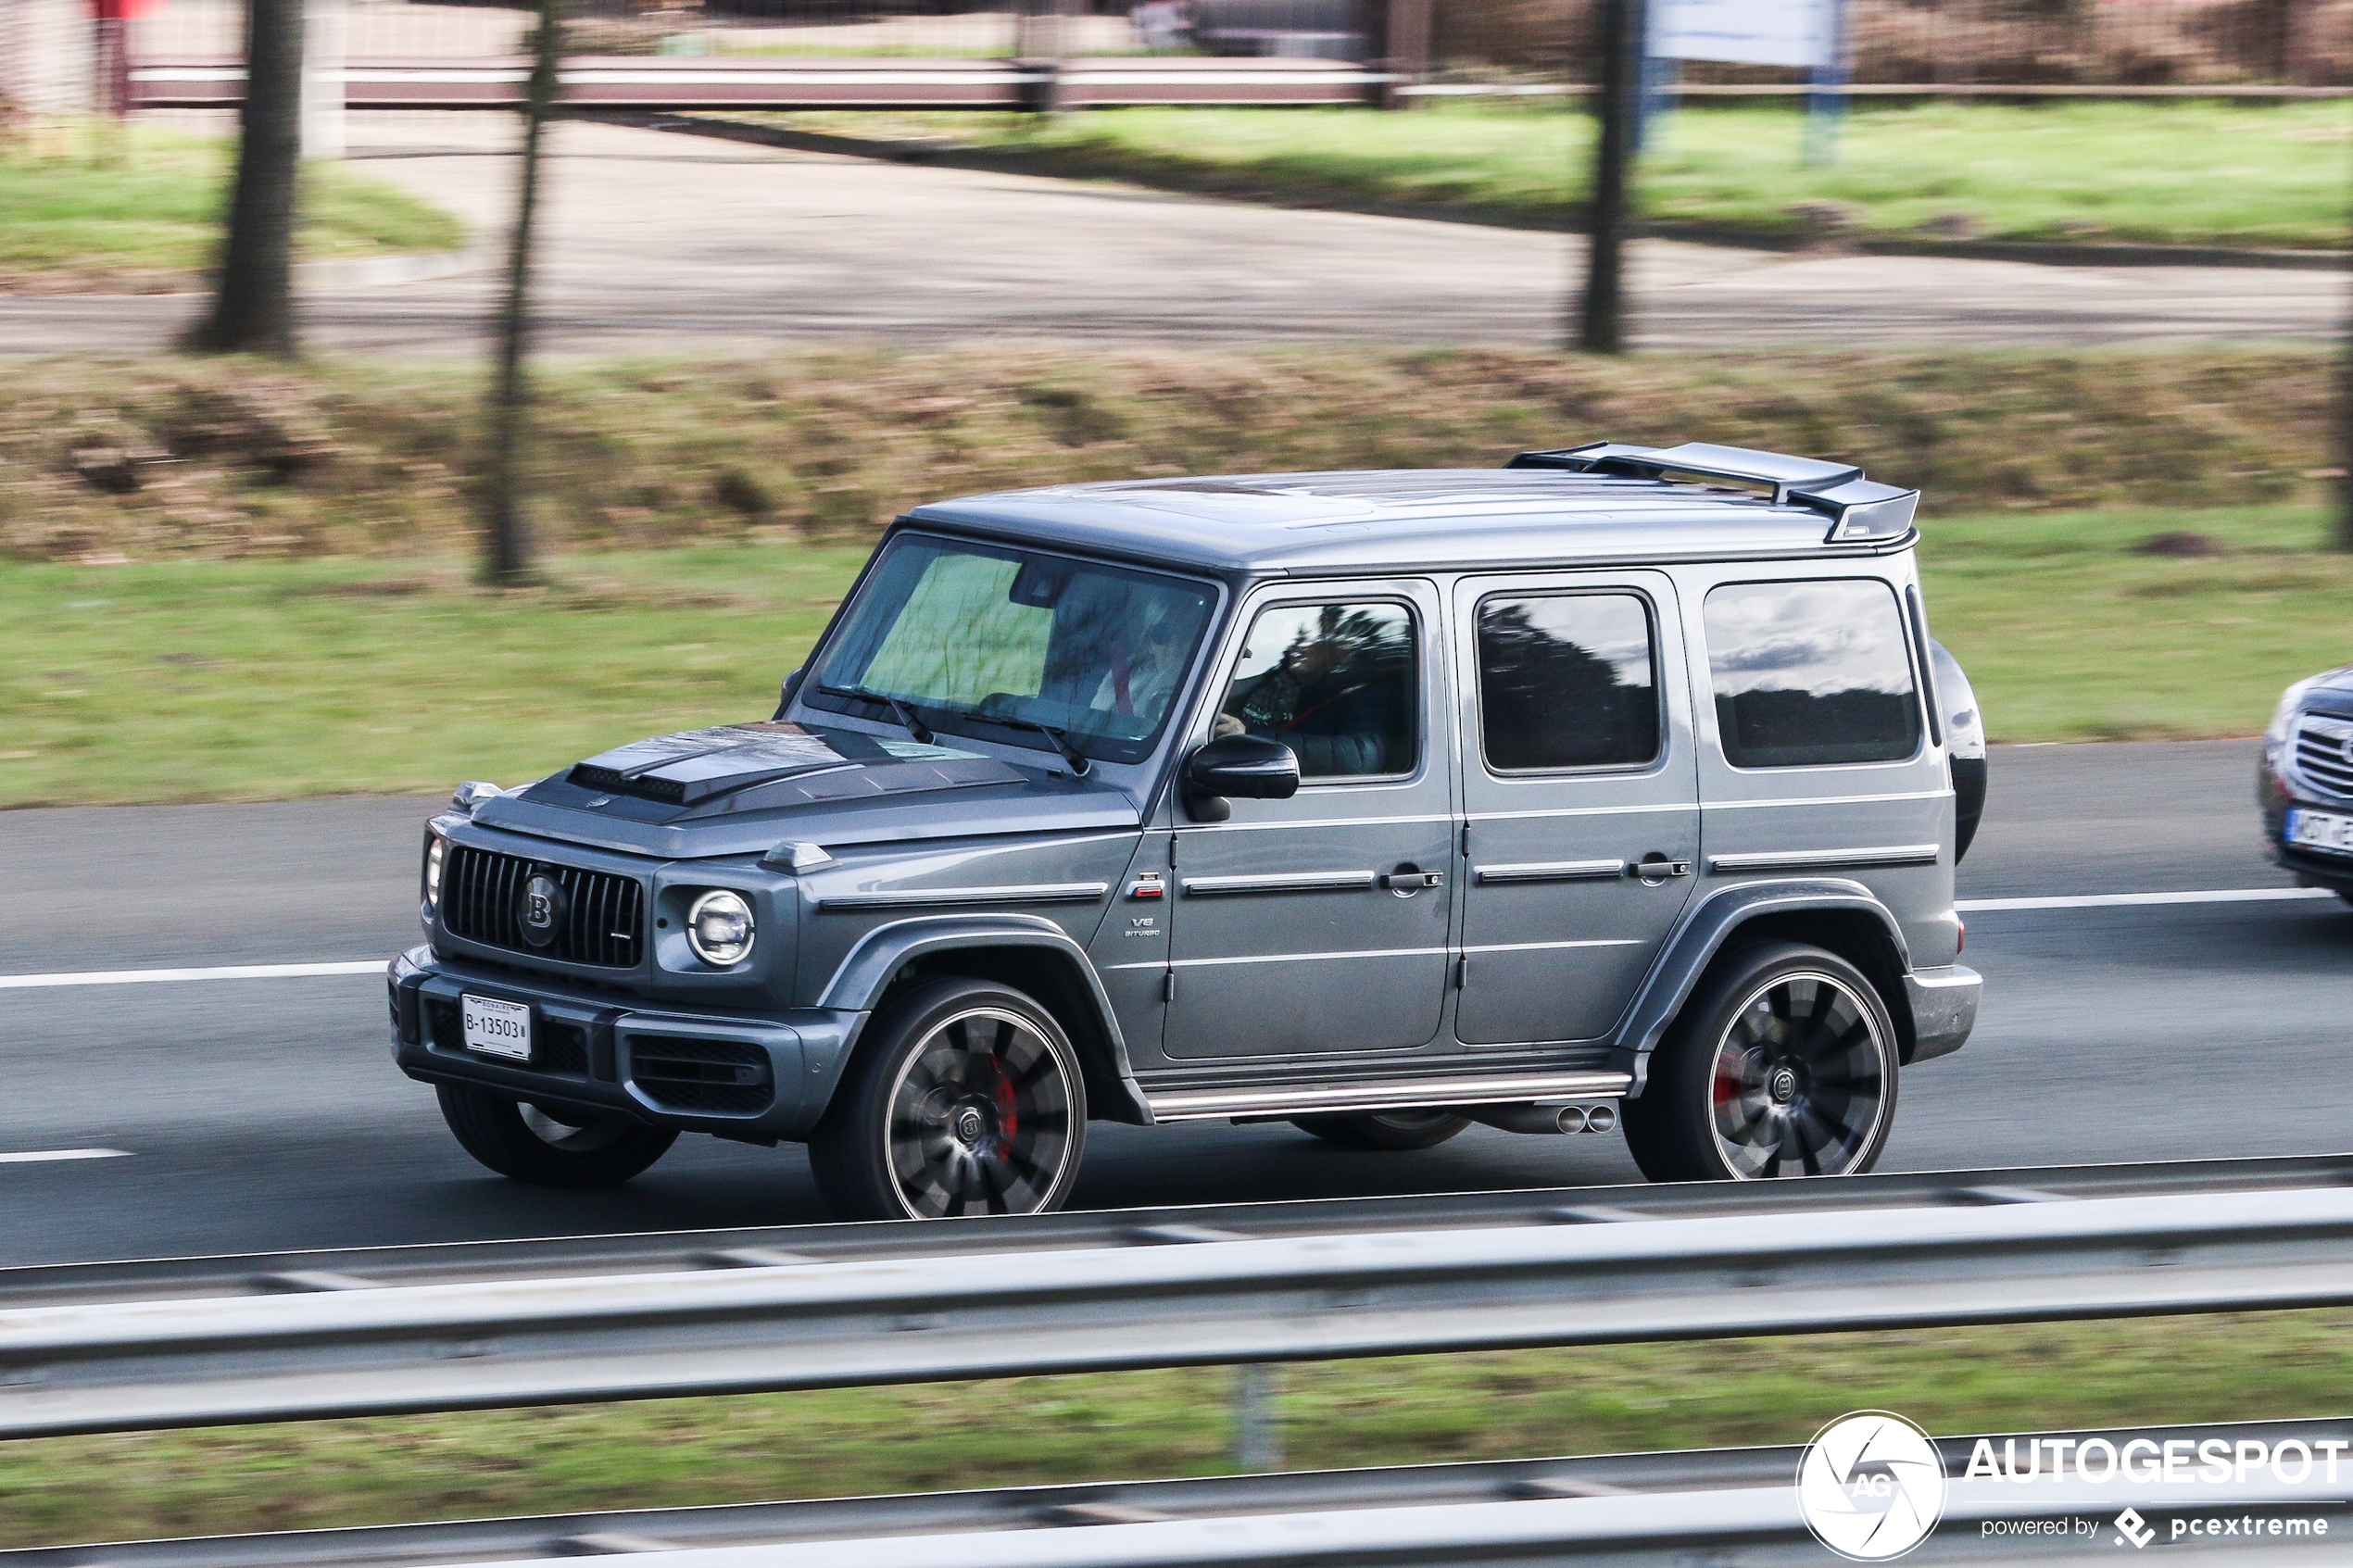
[442,846,645,969]
[2294,717,2353,800]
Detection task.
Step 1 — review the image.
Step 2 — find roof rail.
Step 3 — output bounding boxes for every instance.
[1507,441,1919,545]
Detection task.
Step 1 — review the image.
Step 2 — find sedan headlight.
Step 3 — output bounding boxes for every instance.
[686,888,755,966]
[422,834,447,913]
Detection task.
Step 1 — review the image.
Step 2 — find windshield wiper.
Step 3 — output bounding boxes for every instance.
[816,684,935,746]
[982,715,1091,777]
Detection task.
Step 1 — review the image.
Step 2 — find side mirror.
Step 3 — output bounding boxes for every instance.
[775,667,807,719]
[1183,734,1299,822]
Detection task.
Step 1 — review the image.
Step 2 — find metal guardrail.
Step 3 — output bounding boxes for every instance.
[9,1418,2353,1567]
[9,1156,2353,1438]
[129,56,1387,112]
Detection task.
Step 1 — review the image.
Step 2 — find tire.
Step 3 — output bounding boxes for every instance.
[435,1084,678,1188]
[1621,941,1898,1183]
[1290,1109,1471,1150]
[809,977,1088,1221]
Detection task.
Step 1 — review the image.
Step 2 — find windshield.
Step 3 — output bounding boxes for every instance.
[811,535,1218,766]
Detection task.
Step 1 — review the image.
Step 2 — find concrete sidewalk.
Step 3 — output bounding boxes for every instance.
[1,117,2336,358]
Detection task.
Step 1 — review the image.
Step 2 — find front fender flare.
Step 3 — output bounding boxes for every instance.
[1613,879,1913,1094]
[816,913,1151,1124]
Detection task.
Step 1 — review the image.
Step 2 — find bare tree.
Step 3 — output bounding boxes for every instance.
[477,0,564,586]
[188,0,303,355]
[1576,0,1643,354]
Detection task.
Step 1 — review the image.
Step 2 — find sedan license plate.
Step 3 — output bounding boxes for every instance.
[461,994,533,1060]
[2288,808,2353,856]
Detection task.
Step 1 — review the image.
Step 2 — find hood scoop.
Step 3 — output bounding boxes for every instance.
[567,721,1023,810]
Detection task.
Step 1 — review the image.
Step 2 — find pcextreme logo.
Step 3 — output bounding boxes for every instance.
[1796,1411,1948,1562]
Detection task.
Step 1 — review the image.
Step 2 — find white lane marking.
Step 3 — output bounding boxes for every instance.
[0,1148,132,1164]
[0,960,386,990]
[1957,888,2337,912]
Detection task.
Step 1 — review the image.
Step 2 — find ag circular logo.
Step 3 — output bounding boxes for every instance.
[518,872,566,948]
[1796,1411,1946,1561]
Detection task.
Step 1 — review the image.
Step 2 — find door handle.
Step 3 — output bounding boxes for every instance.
[1382,870,1446,891]
[1629,857,1692,881]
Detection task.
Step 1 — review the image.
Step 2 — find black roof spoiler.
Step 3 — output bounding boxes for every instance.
[1507,441,1919,545]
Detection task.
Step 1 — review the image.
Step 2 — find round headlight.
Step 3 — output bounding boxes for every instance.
[422,835,447,912]
[686,889,755,967]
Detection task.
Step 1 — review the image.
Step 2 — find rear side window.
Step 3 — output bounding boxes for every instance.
[1477,593,1659,771]
[1703,580,1921,768]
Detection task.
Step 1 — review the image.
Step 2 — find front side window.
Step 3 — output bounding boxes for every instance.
[1703,579,1921,769]
[1214,601,1418,780]
[814,535,1216,765]
[1478,592,1659,771]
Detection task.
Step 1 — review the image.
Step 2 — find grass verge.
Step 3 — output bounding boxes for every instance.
[759,100,2353,251]
[0,502,2342,806]
[3,1311,2351,1546]
[0,124,466,294]
[0,348,2329,563]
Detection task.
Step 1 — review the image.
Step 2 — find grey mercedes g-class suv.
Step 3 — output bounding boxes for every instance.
[389,441,1985,1219]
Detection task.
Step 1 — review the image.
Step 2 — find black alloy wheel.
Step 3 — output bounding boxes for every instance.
[1291,1109,1471,1150]
[1622,941,1897,1183]
[811,977,1087,1220]
[435,1084,679,1187]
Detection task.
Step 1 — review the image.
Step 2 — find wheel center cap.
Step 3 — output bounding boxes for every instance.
[951,1106,988,1145]
[1768,1066,1800,1105]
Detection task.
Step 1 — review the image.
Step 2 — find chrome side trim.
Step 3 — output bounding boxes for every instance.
[1474,859,1626,884]
[1147,1071,1632,1123]
[817,883,1109,910]
[1170,945,1448,969]
[1181,871,1377,896]
[1707,845,1940,874]
[1461,938,1644,955]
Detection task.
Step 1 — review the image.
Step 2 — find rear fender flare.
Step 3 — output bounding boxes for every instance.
[815,914,1151,1124]
[1614,880,1914,1094]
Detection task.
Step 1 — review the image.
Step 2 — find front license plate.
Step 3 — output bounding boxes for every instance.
[461,994,533,1060]
[2288,809,2353,855]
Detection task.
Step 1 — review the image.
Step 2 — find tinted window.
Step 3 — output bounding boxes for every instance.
[1704,580,1921,768]
[1478,593,1659,771]
[1216,601,1417,779]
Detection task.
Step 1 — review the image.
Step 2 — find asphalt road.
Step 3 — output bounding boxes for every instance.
[0,118,2336,358]
[2,737,2346,1267]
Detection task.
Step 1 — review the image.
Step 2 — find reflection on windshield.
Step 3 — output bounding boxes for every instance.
[813,536,1216,764]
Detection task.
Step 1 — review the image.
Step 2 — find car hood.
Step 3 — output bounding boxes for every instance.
[2301,664,2353,714]
[470,721,1142,860]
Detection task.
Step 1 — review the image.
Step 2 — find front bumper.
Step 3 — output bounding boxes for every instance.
[1904,963,1981,1065]
[387,946,865,1143]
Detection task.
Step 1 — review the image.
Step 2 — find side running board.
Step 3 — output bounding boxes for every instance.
[1147,1071,1632,1124]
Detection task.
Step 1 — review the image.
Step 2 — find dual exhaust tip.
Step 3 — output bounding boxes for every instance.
[1468,1101,1620,1136]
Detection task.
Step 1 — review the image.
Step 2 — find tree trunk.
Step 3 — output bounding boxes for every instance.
[188,0,303,356]
[1576,0,1643,355]
[477,0,565,587]
[2340,125,2353,551]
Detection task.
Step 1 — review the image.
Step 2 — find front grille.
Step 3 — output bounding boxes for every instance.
[422,997,588,1075]
[628,1035,774,1115]
[442,846,644,968]
[2294,718,2353,800]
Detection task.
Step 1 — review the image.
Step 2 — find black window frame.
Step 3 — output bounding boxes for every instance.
[1701,574,1928,772]
[1214,593,1427,786]
[1471,586,1666,779]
